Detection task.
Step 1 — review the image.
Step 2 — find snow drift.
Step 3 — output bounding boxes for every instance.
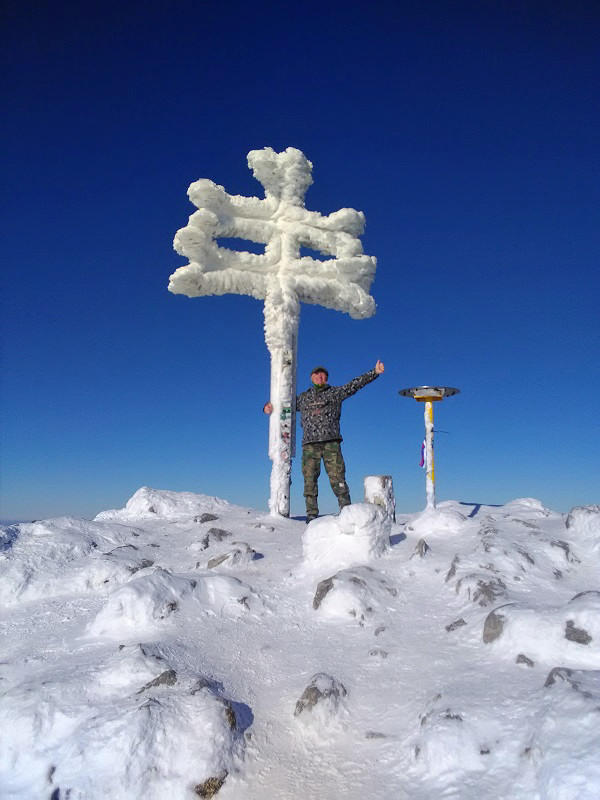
[1,488,600,800]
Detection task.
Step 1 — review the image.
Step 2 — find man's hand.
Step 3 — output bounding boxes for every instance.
[263,402,273,414]
[375,359,385,374]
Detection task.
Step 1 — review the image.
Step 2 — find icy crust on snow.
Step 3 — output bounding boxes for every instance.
[0,643,244,800]
[312,566,398,624]
[88,569,264,639]
[95,486,238,521]
[0,516,150,606]
[482,592,600,667]
[406,503,471,536]
[2,490,600,800]
[413,671,600,795]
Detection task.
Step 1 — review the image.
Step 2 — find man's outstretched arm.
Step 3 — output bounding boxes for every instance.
[337,359,385,400]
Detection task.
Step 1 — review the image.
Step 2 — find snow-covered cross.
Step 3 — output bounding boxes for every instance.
[168,147,377,517]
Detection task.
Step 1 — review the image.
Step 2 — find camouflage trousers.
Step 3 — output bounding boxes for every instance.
[301,440,351,518]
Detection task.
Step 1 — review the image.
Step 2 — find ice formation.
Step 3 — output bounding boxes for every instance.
[168,148,377,516]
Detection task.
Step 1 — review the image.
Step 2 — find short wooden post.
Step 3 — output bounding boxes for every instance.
[364,475,396,522]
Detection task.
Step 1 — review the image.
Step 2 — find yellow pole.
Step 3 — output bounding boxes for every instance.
[425,400,435,508]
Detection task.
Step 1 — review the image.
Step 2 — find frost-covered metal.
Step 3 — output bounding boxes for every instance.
[169,148,377,516]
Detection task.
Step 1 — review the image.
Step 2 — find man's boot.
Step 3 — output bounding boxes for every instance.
[338,494,351,511]
[305,495,318,523]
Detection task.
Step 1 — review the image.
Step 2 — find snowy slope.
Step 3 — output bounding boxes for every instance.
[1,488,599,800]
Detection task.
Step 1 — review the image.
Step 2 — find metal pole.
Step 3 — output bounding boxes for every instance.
[399,387,459,511]
[425,400,435,508]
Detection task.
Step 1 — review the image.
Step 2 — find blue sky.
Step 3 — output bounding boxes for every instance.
[2,0,599,521]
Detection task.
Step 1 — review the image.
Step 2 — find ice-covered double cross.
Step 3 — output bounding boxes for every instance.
[168,147,377,516]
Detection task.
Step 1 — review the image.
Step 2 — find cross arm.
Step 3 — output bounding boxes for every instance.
[168,263,268,300]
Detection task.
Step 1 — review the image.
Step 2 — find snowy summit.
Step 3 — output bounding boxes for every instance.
[1,488,600,799]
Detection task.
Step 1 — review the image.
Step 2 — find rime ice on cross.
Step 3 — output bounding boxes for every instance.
[168,147,377,517]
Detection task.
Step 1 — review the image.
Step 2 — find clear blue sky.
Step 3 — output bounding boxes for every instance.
[2,0,599,521]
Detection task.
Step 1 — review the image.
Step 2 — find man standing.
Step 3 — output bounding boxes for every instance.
[264,360,384,521]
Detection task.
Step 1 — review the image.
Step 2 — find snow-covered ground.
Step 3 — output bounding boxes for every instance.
[1,487,599,799]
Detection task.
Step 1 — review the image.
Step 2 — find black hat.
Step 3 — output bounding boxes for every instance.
[311,365,328,378]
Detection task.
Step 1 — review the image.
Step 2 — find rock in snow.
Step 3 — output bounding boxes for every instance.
[482,591,600,667]
[1,488,600,799]
[294,673,348,729]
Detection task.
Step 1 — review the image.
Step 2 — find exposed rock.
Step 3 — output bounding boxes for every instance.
[411,539,430,558]
[365,731,387,739]
[443,711,463,721]
[544,667,575,688]
[311,567,396,623]
[570,590,600,602]
[478,523,498,553]
[544,667,600,701]
[190,678,213,695]
[205,527,231,542]
[198,528,233,550]
[207,542,257,570]
[455,575,506,607]
[565,620,592,645]
[513,519,540,530]
[129,558,155,574]
[565,504,600,530]
[446,618,467,632]
[445,555,459,582]
[313,577,334,610]
[137,669,177,693]
[222,700,237,730]
[516,547,534,564]
[516,654,534,667]
[207,554,229,569]
[472,577,507,606]
[550,540,579,564]
[195,513,219,524]
[483,604,515,643]
[294,673,347,717]
[194,773,228,797]
[369,648,388,659]
[107,545,139,554]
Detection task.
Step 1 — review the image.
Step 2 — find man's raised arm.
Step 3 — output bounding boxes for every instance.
[337,359,385,401]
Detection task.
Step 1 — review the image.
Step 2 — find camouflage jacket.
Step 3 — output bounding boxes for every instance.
[296,369,379,446]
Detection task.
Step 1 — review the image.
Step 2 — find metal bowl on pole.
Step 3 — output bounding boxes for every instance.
[398,386,460,509]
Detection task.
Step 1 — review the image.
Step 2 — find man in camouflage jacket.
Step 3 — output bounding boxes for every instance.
[264,360,384,521]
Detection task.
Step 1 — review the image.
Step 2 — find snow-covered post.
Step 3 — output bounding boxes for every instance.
[398,386,460,510]
[168,148,377,517]
[364,475,396,522]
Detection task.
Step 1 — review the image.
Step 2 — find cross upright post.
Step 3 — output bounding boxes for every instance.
[168,147,377,517]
